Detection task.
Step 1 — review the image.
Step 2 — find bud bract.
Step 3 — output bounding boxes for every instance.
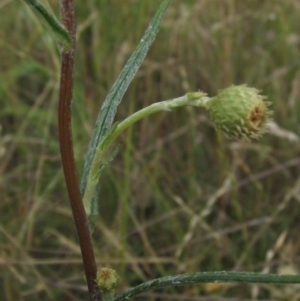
[207,85,272,140]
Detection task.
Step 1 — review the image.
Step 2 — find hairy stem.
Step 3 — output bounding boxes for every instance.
[83,92,208,216]
[58,0,101,300]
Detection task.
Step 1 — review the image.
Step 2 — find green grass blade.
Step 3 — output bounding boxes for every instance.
[113,271,300,301]
[22,0,72,50]
[80,0,172,226]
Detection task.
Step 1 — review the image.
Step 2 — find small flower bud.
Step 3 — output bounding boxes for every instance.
[96,268,118,293]
[207,85,272,140]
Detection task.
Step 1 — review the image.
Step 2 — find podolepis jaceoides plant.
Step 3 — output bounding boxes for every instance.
[22,0,300,300]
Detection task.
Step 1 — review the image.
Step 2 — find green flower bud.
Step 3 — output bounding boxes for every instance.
[207,85,272,140]
[96,268,118,293]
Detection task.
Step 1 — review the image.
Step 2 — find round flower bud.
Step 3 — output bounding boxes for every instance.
[96,268,118,293]
[207,85,272,140]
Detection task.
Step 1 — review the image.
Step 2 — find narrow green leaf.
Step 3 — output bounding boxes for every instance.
[113,271,300,301]
[80,0,172,227]
[22,0,72,50]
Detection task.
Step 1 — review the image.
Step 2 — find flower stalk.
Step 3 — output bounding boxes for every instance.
[82,92,208,215]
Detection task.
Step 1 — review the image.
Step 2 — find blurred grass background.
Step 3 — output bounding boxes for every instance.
[1,0,300,300]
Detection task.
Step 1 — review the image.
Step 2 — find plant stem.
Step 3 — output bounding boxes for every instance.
[103,93,209,150]
[58,0,101,300]
[83,92,209,216]
[113,271,300,301]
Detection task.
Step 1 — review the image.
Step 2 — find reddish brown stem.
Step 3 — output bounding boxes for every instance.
[58,0,101,300]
